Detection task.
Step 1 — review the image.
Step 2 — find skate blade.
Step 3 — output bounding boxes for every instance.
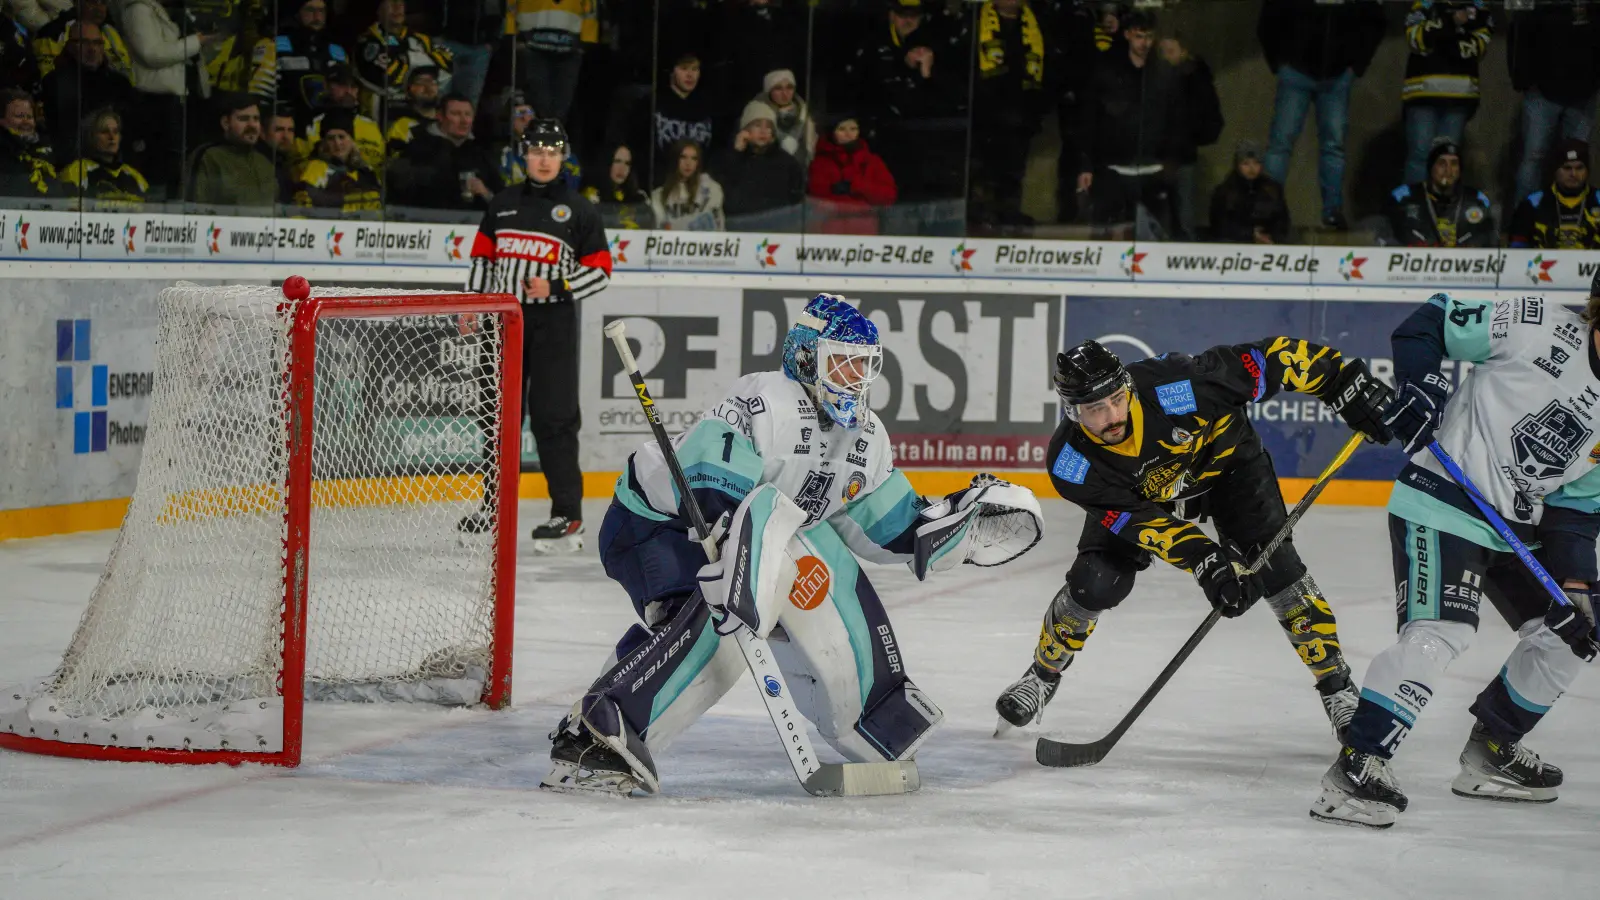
[539,760,640,797]
[1308,787,1398,829]
[530,533,584,554]
[993,717,1014,739]
[1450,772,1558,803]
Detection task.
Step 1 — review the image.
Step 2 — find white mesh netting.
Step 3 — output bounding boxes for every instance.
[0,284,511,756]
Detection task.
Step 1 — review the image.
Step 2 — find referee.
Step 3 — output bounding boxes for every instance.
[465,118,612,552]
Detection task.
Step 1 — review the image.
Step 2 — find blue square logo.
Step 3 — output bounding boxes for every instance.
[1051,444,1091,484]
[55,318,108,454]
[1155,380,1198,416]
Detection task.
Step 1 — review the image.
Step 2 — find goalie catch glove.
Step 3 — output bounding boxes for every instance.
[911,473,1044,581]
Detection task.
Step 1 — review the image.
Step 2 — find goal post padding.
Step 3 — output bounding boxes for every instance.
[0,284,523,766]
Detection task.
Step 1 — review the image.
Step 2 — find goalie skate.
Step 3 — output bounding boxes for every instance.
[1450,722,1562,803]
[541,729,643,797]
[1310,747,1408,829]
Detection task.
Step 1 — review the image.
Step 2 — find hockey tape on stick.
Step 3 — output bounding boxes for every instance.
[1427,441,1574,611]
[1037,431,1367,768]
[603,320,916,797]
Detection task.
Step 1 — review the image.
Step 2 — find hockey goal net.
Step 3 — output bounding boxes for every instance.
[0,282,523,766]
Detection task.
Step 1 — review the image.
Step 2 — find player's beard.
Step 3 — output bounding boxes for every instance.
[1092,418,1131,445]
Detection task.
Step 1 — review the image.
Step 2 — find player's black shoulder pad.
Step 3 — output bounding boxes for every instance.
[1127,351,1197,387]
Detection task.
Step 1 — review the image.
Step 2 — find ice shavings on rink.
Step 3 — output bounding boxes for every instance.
[1,499,1597,899]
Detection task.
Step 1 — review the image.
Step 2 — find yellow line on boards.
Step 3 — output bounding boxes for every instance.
[2,474,1396,542]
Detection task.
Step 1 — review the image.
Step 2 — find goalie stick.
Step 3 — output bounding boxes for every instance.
[603,320,918,798]
[1036,431,1366,768]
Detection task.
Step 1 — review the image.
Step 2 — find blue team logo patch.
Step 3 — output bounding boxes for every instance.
[1052,444,1091,484]
[762,675,782,697]
[1155,380,1198,415]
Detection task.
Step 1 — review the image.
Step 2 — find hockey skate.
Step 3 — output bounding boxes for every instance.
[541,696,659,796]
[1310,746,1409,829]
[456,510,494,534]
[529,516,584,554]
[994,659,1066,737]
[1317,669,1358,742]
[1450,722,1562,803]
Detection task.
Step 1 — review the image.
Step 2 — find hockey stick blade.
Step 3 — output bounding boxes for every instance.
[803,761,920,797]
[1035,432,1366,768]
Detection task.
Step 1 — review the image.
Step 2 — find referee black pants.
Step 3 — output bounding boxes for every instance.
[523,301,584,520]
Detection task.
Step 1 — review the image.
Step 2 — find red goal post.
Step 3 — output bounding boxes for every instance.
[0,283,523,767]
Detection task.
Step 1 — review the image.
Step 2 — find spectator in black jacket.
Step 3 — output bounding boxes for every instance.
[631,50,716,183]
[970,0,1048,231]
[715,0,808,113]
[841,0,969,234]
[387,93,502,212]
[1072,11,1181,239]
[582,142,656,230]
[1209,140,1289,244]
[0,88,56,198]
[1159,30,1222,240]
[1257,0,1385,230]
[40,21,140,160]
[1402,0,1493,186]
[1507,2,1600,206]
[1508,138,1600,249]
[1380,137,1495,247]
[713,99,804,230]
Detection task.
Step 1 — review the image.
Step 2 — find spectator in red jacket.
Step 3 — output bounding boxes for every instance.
[806,114,897,234]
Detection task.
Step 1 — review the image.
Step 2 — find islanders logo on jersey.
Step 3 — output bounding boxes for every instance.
[1512,400,1592,479]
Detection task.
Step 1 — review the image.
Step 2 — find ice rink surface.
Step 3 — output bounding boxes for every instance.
[2,498,1596,900]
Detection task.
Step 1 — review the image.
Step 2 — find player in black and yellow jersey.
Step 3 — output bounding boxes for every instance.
[994,338,1394,739]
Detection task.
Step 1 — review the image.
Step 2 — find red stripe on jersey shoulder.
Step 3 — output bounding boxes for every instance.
[578,248,614,276]
[469,230,495,258]
[494,228,567,264]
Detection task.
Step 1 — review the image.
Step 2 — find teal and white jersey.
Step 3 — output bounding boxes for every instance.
[1389,293,1600,549]
[615,371,925,564]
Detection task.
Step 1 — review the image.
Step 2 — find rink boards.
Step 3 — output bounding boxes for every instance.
[0,254,1590,541]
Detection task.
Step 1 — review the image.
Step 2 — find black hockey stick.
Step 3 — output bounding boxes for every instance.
[1036,432,1366,768]
[603,320,918,797]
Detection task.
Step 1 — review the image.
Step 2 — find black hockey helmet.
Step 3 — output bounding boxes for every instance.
[517,117,568,156]
[1055,340,1131,408]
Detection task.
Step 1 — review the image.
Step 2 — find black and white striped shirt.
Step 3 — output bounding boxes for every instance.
[466,180,612,304]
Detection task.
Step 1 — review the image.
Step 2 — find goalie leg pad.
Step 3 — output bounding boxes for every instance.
[584,592,745,757]
[1469,618,1584,744]
[772,523,945,761]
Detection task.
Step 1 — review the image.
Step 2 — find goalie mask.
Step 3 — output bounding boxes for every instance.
[782,294,883,430]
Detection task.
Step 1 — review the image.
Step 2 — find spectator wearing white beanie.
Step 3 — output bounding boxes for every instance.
[753,68,815,168]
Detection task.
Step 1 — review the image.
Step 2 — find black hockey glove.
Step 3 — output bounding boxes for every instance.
[1325,359,1394,445]
[1546,586,1600,662]
[1382,372,1449,454]
[1194,550,1260,619]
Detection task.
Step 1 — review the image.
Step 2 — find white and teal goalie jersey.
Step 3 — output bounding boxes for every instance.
[614,371,926,563]
[1389,292,1600,551]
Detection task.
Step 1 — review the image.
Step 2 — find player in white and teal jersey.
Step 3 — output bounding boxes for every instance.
[1311,286,1600,829]
[542,294,1044,795]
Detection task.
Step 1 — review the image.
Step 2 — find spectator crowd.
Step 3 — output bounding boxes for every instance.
[1,0,1599,250]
